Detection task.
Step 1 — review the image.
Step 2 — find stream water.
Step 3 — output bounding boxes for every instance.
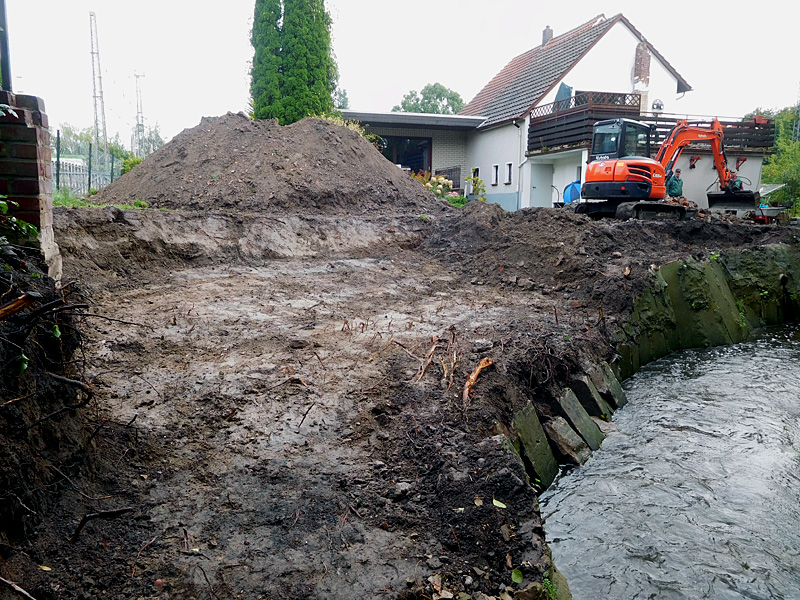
[540,326,800,600]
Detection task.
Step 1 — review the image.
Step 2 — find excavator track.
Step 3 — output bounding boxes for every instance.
[615,201,687,221]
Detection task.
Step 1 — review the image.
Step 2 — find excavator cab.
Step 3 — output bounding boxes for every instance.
[579,119,677,219]
[589,119,652,161]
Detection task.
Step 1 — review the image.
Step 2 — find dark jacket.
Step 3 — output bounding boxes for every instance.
[666,175,683,197]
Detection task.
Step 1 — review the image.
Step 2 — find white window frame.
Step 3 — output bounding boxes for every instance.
[470,167,480,195]
[491,164,499,186]
[505,162,513,185]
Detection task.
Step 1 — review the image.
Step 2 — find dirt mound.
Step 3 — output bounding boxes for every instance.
[428,201,796,314]
[97,113,447,216]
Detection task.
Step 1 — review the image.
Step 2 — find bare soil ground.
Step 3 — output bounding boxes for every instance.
[2,115,797,600]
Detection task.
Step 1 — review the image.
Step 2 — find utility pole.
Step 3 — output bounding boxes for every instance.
[89,12,109,170]
[134,72,145,158]
[0,0,12,92]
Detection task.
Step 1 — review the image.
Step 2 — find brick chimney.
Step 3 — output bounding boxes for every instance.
[542,26,553,46]
[633,42,651,115]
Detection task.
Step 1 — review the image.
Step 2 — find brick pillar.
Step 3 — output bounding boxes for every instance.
[0,91,61,280]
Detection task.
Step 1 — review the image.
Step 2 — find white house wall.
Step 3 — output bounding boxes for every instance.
[672,152,764,209]
[538,22,683,114]
[551,155,583,205]
[466,123,524,211]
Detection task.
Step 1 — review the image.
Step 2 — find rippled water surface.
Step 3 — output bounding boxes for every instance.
[541,327,800,599]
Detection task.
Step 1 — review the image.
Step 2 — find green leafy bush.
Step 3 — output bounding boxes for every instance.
[313,112,386,152]
[0,197,38,243]
[466,172,487,202]
[122,156,143,174]
[447,195,469,207]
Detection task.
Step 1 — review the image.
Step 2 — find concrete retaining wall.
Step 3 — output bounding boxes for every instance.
[511,243,800,492]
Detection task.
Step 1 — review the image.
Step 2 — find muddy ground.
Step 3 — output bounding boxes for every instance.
[2,115,798,600]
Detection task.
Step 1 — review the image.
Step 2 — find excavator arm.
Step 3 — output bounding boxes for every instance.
[654,119,733,188]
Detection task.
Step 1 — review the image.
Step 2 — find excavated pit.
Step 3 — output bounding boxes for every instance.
[2,114,799,600]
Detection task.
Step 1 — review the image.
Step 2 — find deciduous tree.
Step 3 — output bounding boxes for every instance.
[392,83,465,115]
[750,106,800,207]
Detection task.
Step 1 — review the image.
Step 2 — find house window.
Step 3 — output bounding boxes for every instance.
[491,164,499,186]
[379,136,432,174]
[505,162,513,185]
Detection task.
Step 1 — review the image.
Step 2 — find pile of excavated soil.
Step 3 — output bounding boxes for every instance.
[97,113,448,216]
[427,201,795,315]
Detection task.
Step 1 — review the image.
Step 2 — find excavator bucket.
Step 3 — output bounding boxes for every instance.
[706,190,760,212]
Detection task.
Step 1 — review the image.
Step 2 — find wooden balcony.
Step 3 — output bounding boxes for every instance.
[527,91,775,155]
[527,91,641,154]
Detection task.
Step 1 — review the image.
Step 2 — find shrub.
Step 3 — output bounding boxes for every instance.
[447,194,469,207]
[313,112,386,152]
[412,171,456,201]
[0,197,38,244]
[465,173,487,202]
[122,156,143,175]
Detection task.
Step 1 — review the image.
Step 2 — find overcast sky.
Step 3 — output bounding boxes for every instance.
[7,1,797,145]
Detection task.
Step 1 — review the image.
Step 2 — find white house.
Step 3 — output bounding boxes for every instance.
[345,13,773,211]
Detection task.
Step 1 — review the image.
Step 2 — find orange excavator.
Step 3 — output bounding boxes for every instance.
[577,117,759,219]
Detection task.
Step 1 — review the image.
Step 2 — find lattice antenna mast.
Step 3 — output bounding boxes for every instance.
[89,12,109,169]
[134,72,146,158]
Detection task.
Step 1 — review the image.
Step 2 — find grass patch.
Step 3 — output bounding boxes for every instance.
[53,187,148,210]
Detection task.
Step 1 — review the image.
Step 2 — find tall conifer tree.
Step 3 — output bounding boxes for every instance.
[250,0,283,121]
[250,0,337,125]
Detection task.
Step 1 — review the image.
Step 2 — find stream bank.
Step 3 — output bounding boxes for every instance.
[512,242,800,498]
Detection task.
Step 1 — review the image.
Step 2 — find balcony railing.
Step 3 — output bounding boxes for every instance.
[528,92,642,153]
[527,91,774,155]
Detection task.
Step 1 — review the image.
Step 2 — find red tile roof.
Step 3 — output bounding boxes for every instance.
[460,14,692,129]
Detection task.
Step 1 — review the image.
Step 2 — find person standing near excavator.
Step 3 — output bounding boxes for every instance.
[666,168,683,198]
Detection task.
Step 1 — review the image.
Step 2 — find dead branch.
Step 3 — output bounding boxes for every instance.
[312,352,327,370]
[1,391,36,408]
[268,377,308,391]
[416,342,443,382]
[0,294,36,321]
[462,357,495,411]
[391,340,422,361]
[194,564,220,600]
[24,372,93,431]
[71,312,148,327]
[22,297,69,323]
[132,534,161,577]
[0,576,38,600]
[296,403,316,431]
[134,373,164,400]
[359,375,389,395]
[48,465,112,501]
[69,507,135,543]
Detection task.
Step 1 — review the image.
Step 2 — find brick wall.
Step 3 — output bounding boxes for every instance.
[0,91,61,279]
